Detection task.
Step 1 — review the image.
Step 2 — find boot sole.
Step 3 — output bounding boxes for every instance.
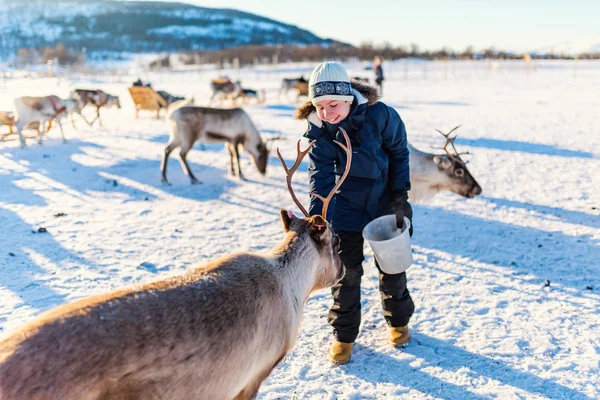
[389,338,410,348]
[329,356,351,366]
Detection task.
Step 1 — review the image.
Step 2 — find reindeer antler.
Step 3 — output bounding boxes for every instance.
[432,125,470,164]
[277,127,353,220]
[277,140,315,217]
[311,127,353,220]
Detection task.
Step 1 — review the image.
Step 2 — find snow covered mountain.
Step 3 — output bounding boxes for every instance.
[0,0,333,57]
[529,38,600,56]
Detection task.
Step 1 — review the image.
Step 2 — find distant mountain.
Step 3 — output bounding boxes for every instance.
[529,39,600,56]
[0,0,336,58]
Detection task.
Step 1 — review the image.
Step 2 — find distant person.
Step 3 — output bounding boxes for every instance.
[374,55,384,95]
[132,78,152,87]
[296,61,414,365]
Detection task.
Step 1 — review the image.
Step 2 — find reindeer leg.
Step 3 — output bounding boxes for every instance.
[56,118,66,143]
[79,112,93,126]
[227,142,236,176]
[96,107,102,127]
[161,140,180,185]
[37,121,44,145]
[15,123,26,149]
[179,143,201,184]
[235,142,245,180]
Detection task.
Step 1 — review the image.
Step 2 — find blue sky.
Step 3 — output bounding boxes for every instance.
[142,0,599,52]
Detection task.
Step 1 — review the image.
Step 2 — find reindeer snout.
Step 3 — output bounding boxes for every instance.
[470,184,482,197]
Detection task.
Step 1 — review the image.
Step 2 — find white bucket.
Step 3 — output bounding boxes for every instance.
[362,215,413,275]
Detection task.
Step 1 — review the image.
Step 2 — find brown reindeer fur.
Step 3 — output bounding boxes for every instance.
[0,211,343,400]
[20,98,44,111]
[294,81,380,121]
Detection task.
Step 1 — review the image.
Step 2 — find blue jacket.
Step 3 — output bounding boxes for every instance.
[301,89,411,232]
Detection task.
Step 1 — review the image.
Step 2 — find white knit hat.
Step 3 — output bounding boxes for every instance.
[308,61,354,105]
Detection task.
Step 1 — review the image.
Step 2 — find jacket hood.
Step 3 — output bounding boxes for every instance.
[295,82,380,120]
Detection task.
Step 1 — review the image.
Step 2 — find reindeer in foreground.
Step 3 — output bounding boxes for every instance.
[409,126,482,203]
[162,106,271,183]
[0,131,351,400]
[70,89,121,127]
[13,95,84,148]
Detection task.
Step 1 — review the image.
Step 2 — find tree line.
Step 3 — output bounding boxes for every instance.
[151,42,599,69]
[12,41,600,68]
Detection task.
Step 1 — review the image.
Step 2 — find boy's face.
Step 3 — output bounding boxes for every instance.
[315,100,352,124]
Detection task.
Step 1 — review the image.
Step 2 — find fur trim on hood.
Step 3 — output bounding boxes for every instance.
[295,82,380,120]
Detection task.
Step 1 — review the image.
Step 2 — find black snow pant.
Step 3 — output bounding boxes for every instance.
[328,230,415,343]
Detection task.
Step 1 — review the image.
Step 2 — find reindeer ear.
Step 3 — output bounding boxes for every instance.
[280,209,296,232]
[433,155,452,170]
[308,215,329,242]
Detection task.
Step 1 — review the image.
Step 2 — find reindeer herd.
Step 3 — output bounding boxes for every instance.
[0,75,482,399]
[8,89,121,148]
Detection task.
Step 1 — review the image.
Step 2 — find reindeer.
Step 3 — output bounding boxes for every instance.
[279,76,307,101]
[70,89,121,127]
[0,131,351,400]
[162,106,275,184]
[209,78,242,105]
[235,88,266,104]
[409,126,482,203]
[13,95,84,148]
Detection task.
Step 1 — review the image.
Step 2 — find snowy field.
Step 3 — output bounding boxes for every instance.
[0,60,599,399]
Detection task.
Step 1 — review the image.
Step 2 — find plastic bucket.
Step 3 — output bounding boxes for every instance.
[362,215,413,275]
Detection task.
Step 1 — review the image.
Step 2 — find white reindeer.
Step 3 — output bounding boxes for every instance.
[13,95,84,148]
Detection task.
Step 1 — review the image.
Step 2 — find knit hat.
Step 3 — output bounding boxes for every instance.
[308,61,354,105]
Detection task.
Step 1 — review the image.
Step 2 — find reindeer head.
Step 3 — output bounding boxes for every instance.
[252,141,269,175]
[432,126,482,199]
[279,209,344,289]
[276,128,354,289]
[251,135,285,176]
[107,95,121,109]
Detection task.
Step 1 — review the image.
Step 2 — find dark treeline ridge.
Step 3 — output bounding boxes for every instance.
[14,42,600,67]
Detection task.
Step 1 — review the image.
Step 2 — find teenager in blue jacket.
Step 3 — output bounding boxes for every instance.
[295,61,414,364]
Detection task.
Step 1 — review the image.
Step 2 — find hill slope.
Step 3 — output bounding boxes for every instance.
[0,0,333,57]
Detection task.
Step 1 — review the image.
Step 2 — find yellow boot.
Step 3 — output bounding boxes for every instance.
[389,325,410,348]
[328,340,354,365]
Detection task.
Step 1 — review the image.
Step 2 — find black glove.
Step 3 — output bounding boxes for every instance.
[392,190,413,236]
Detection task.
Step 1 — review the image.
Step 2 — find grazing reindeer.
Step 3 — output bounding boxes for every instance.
[0,132,351,400]
[71,89,121,127]
[209,78,242,105]
[235,88,266,104]
[13,95,84,148]
[279,76,308,101]
[409,126,482,203]
[162,106,272,184]
[279,77,299,100]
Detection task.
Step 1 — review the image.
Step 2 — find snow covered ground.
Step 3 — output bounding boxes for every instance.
[0,60,598,399]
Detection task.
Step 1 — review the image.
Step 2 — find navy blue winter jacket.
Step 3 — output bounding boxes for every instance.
[301,88,411,232]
